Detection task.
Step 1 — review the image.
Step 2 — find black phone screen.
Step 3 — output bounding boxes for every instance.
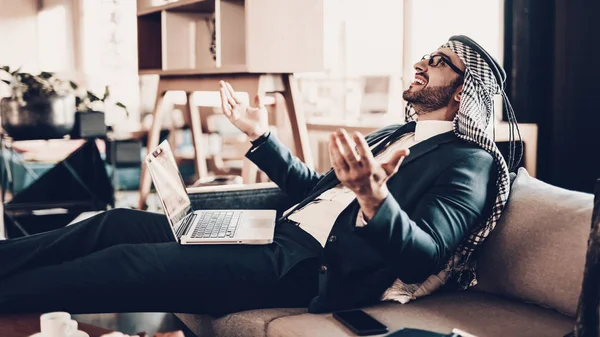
[333,310,388,335]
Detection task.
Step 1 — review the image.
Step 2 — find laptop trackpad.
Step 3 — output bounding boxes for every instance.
[247,219,273,228]
[243,211,276,228]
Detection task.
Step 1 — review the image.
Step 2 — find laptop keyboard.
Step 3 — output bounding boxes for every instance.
[190,211,242,239]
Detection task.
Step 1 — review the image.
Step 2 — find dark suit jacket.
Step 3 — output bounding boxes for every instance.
[246,124,498,313]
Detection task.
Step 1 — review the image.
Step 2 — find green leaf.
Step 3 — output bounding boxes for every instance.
[39,71,54,79]
[87,90,100,102]
[11,67,22,76]
[0,66,9,73]
[102,85,110,101]
[1,79,11,86]
[115,102,129,116]
[69,81,79,90]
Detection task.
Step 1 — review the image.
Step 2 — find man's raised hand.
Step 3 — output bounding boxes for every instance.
[329,129,409,219]
[219,81,269,141]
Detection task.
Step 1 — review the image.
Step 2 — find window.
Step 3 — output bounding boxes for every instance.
[0,0,40,97]
[80,0,139,126]
[298,0,504,125]
[38,2,70,73]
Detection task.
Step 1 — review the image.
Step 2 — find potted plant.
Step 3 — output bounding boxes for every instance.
[72,84,128,139]
[0,66,76,140]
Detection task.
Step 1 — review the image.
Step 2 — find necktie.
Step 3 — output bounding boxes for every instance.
[369,121,416,158]
[279,121,417,221]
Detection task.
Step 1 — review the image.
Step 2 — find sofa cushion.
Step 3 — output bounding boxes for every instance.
[267,292,573,337]
[176,308,307,337]
[175,313,215,336]
[475,168,593,317]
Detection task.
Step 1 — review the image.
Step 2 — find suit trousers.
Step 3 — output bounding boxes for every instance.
[0,209,322,315]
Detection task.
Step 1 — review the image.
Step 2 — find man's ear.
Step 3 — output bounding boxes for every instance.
[454,86,463,103]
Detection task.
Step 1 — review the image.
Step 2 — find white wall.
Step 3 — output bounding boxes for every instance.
[0,0,40,71]
[0,0,80,90]
[0,0,40,97]
[38,0,73,75]
[317,0,404,77]
[80,0,139,125]
[343,0,404,77]
[404,0,504,87]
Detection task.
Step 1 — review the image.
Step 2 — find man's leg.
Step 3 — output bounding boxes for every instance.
[0,221,321,315]
[0,209,174,280]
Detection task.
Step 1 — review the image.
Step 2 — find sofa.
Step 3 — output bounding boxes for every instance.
[175,168,594,337]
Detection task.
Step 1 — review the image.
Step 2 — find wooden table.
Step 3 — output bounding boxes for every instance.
[137,73,313,210]
[0,314,113,337]
[307,119,539,177]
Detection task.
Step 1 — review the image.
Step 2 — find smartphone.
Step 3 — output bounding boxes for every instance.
[333,309,388,336]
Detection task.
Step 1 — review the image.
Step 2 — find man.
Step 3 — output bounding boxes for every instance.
[0,35,517,314]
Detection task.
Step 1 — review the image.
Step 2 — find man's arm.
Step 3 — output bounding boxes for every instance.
[329,129,497,282]
[219,81,322,202]
[246,131,322,203]
[359,152,497,283]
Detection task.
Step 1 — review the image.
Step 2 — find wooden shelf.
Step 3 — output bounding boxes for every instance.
[136,0,325,75]
[137,12,163,70]
[306,119,539,178]
[162,9,217,70]
[138,0,214,16]
[138,65,264,76]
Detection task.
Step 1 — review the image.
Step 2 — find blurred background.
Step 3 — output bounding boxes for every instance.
[0,0,599,238]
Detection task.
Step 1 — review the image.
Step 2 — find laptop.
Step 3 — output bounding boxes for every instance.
[145,140,276,245]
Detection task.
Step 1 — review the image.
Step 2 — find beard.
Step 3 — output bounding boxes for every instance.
[403,77,462,114]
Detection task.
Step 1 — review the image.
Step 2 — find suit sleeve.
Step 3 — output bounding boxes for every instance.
[245,132,322,203]
[359,152,497,284]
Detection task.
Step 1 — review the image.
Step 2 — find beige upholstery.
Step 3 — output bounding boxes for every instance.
[475,168,593,317]
[177,308,308,337]
[177,168,588,336]
[176,291,573,337]
[267,292,573,337]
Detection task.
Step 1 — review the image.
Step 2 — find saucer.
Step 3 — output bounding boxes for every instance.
[29,330,90,337]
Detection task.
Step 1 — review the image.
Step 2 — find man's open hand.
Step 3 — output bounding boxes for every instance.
[219,81,269,141]
[329,129,409,219]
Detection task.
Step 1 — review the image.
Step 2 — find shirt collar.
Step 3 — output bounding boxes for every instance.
[414,120,454,142]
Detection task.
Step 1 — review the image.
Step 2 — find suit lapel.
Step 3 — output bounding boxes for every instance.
[395,130,457,170]
[281,128,457,221]
[307,127,456,198]
[309,125,401,195]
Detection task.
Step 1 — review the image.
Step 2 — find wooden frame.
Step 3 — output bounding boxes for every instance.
[136,0,324,74]
[137,73,313,209]
[135,0,324,209]
[306,120,539,177]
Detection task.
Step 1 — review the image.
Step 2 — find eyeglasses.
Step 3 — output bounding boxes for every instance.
[421,54,465,77]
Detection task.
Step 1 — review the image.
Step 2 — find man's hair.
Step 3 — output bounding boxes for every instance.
[450,74,464,91]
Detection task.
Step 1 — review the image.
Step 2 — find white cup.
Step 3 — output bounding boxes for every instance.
[40,312,78,337]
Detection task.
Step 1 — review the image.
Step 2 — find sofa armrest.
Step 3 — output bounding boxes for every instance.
[570,179,600,336]
[187,182,295,216]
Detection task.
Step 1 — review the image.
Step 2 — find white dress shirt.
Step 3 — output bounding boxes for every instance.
[287,121,454,247]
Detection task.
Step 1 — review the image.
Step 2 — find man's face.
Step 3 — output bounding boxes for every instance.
[403,47,466,114]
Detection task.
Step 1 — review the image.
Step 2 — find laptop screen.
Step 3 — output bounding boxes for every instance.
[145,141,191,228]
